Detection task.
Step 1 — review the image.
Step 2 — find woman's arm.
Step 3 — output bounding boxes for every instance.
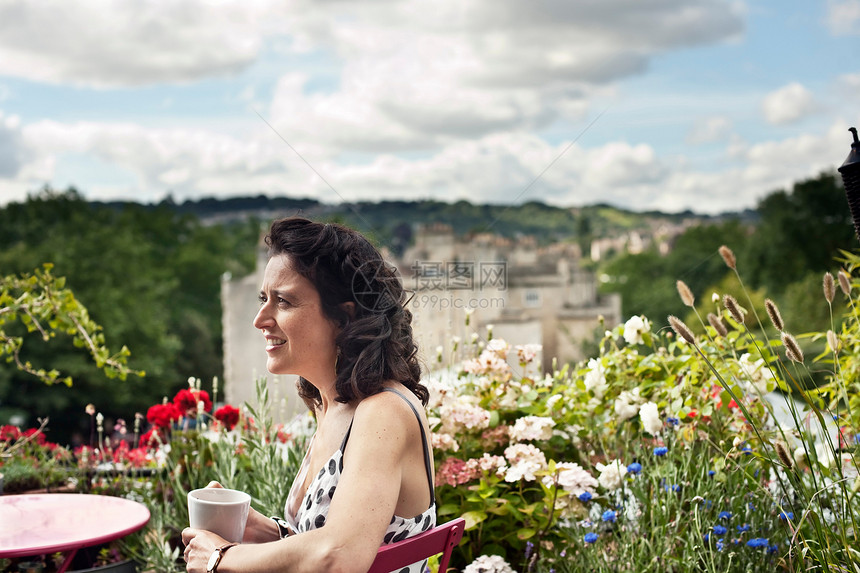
[182,391,419,573]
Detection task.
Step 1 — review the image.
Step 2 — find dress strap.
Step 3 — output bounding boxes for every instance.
[380,387,436,505]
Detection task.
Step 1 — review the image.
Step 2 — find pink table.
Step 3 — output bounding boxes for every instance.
[0,493,150,572]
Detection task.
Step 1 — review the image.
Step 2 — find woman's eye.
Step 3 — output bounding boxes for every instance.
[258,294,267,305]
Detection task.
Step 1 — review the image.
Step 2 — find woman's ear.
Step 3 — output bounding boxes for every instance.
[339,301,356,325]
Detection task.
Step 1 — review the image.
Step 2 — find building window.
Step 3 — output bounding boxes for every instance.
[523,289,541,308]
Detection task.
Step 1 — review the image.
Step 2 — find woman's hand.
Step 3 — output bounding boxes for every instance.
[182,527,228,573]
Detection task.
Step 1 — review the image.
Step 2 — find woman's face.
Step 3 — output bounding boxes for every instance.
[253,254,340,383]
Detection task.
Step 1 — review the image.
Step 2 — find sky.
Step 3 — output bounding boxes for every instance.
[0,0,858,214]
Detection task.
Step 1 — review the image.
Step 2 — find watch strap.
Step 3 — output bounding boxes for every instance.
[207,542,238,573]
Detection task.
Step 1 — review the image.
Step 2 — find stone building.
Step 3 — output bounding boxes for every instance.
[401,224,621,373]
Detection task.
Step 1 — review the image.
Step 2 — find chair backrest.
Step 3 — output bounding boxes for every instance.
[366,517,466,573]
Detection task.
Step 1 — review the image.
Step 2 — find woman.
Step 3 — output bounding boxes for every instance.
[182,218,436,573]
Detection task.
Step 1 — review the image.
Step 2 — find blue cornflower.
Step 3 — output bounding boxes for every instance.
[663,483,680,492]
[713,525,727,536]
[525,541,534,559]
[666,417,680,426]
[747,538,769,548]
[708,470,716,477]
[748,502,755,511]
[779,512,794,521]
[627,462,642,474]
[737,524,751,532]
[741,446,752,455]
[703,533,710,542]
[716,539,725,552]
[719,511,732,521]
[653,446,668,456]
[584,532,599,544]
[578,491,593,503]
[601,510,617,523]
[768,544,779,555]
[854,434,860,445]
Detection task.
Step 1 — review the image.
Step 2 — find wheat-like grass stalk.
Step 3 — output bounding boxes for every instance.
[823,272,835,304]
[668,315,696,344]
[676,280,694,307]
[781,331,804,363]
[723,294,745,325]
[765,298,784,331]
[718,245,736,270]
[707,313,728,337]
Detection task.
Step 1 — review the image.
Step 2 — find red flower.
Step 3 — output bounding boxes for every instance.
[139,428,163,449]
[276,425,292,444]
[147,403,181,429]
[0,425,21,442]
[214,404,240,430]
[22,428,47,445]
[126,447,153,468]
[173,389,213,417]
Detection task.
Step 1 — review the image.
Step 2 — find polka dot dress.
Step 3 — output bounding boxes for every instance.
[284,389,437,573]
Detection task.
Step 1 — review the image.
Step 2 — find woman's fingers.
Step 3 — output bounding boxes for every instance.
[206,480,224,488]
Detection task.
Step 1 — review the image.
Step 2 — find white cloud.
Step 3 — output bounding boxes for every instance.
[0,0,280,87]
[687,116,733,144]
[3,111,857,214]
[827,0,860,36]
[762,83,817,125]
[263,0,743,153]
[0,110,28,177]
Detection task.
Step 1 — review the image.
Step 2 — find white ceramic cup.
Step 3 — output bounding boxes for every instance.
[187,487,251,543]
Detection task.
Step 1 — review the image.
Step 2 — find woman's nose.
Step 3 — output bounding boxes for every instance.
[253,304,272,329]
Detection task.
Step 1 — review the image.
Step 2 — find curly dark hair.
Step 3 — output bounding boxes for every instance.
[264,217,427,409]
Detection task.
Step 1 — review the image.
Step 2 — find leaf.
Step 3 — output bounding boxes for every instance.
[516,528,537,540]
[461,510,488,529]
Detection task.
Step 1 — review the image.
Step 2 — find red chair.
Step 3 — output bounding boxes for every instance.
[367,517,466,573]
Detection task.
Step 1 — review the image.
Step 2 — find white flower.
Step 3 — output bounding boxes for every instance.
[503,443,547,482]
[623,315,651,345]
[465,453,507,476]
[595,459,627,491]
[510,416,556,441]
[546,394,563,410]
[543,462,599,495]
[711,292,720,303]
[464,554,518,573]
[584,358,608,398]
[440,400,491,433]
[737,353,775,395]
[614,388,643,421]
[463,349,511,377]
[515,343,542,364]
[431,432,460,452]
[815,442,836,468]
[639,402,662,435]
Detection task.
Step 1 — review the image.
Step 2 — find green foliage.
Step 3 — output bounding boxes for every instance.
[0,188,258,440]
[0,264,141,386]
[598,172,849,339]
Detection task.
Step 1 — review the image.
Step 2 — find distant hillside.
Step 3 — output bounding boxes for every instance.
[92,194,747,255]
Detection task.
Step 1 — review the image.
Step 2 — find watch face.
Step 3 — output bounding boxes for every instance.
[207,549,221,571]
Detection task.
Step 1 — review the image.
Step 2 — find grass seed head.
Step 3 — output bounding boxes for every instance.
[676,280,695,307]
[827,329,840,353]
[765,299,784,331]
[781,331,804,363]
[774,441,792,469]
[718,245,736,270]
[823,272,835,304]
[723,294,745,324]
[668,315,696,344]
[707,313,728,337]
[838,269,852,297]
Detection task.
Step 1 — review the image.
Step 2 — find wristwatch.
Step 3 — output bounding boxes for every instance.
[206,542,238,573]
